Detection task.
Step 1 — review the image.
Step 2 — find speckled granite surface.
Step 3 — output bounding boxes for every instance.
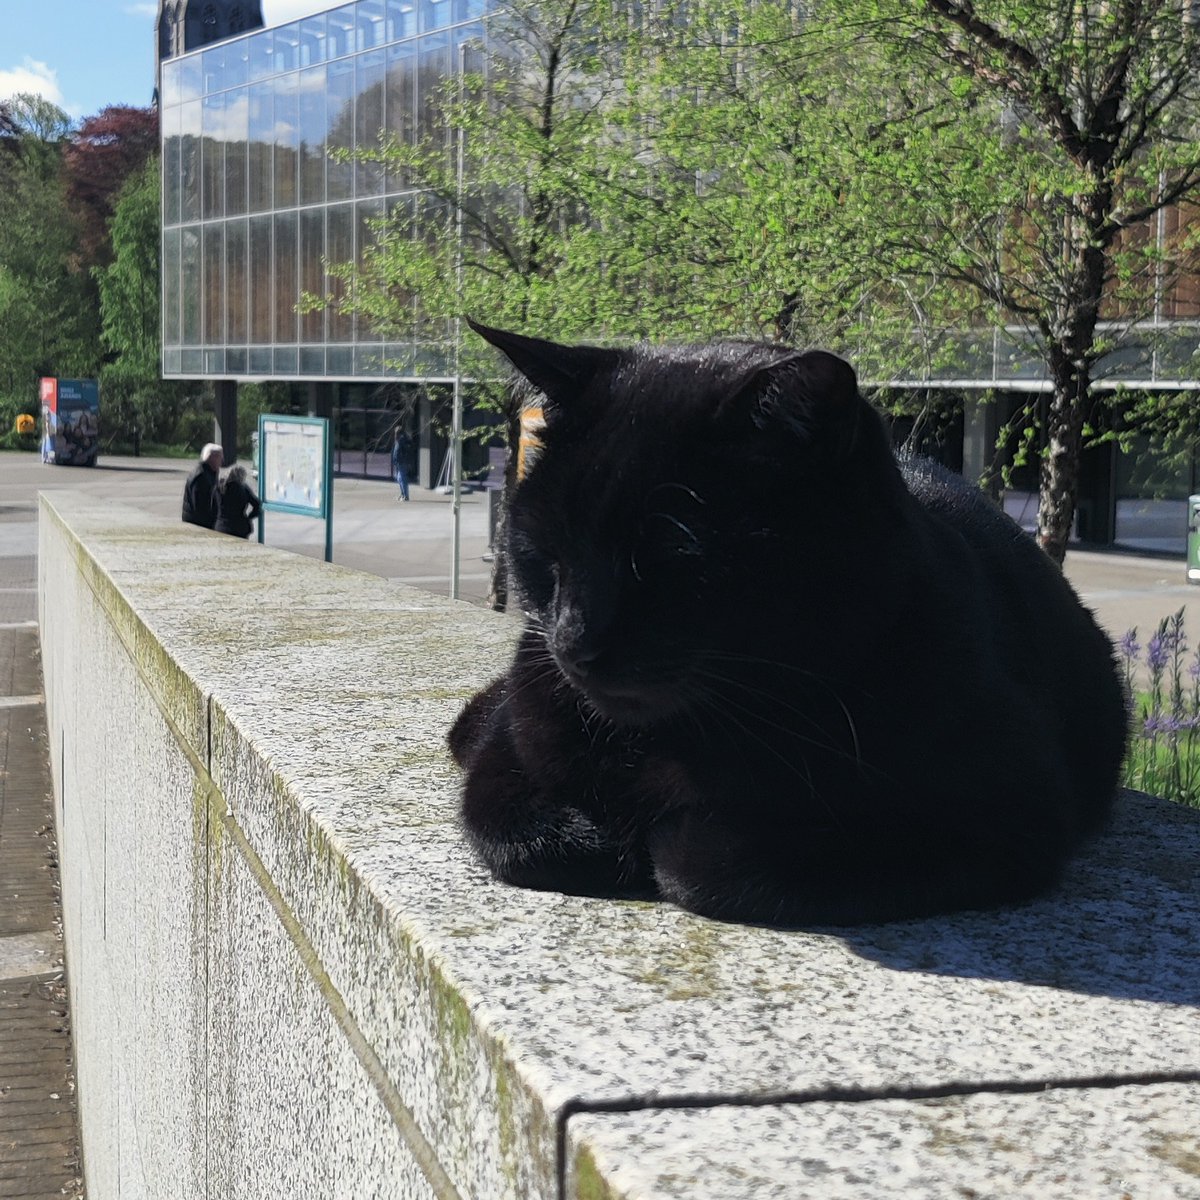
[39,493,1200,1200]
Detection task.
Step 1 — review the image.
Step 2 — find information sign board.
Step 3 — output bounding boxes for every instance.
[257,414,334,561]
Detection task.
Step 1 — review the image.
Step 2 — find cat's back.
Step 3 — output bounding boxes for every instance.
[899,454,1126,823]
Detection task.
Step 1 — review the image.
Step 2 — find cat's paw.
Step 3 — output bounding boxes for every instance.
[447,676,508,766]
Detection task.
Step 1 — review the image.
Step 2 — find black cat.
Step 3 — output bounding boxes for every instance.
[449,321,1129,925]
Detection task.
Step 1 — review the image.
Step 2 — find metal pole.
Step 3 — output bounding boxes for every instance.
[450,41,467,600]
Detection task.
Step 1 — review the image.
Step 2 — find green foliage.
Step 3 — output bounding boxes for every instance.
[0,95,99,403]
[98,159,161,386]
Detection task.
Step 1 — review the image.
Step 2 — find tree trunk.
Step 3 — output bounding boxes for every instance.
[486,404,523,612]
[1036,353,1089,567]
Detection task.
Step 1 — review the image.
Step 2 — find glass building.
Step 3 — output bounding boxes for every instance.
[160,0,488,384]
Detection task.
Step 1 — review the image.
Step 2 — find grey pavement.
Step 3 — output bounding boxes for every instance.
[0,475,81,1195]
[3,448,1197,644]
[0,445,1195,1196]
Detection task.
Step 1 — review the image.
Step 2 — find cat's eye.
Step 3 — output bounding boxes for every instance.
[631,513,704,582]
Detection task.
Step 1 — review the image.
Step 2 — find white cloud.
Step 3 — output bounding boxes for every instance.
[0,58,64,107]
[124,3,159,16]
[263,0,334,23]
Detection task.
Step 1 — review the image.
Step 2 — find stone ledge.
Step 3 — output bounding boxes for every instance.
[38,492,1200,1199]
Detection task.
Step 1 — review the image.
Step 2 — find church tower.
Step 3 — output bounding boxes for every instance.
[156,0,265,61]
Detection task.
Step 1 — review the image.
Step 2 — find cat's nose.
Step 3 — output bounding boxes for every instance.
[557,643,602,680]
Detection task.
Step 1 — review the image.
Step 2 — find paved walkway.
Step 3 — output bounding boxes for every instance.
[0,499,82,1199]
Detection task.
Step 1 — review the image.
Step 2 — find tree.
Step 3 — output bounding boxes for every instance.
[65,106,159,271]
[806,0,1200,562]
[339,0,643,607]
[96,156,211,452]
[0,95,97,400]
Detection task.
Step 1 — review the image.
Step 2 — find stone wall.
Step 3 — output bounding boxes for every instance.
[39,492,1200,1199]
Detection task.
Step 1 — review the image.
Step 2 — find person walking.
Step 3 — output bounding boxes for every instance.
[214,465,263,539]
[391,428,411,501]
[182,443,223,528]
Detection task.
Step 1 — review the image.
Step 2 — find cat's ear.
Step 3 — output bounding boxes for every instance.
[724,350,861,449]
[467,319,620,404]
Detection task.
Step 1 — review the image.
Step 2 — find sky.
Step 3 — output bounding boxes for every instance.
[1,0,332,122]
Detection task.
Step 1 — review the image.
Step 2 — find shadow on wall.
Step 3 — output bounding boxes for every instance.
[839,791,1199,1008]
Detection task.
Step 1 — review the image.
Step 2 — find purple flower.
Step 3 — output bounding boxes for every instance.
[1118,629,1140,662]
[1143,712,1163,735]
[1147,634,1168,673]
[1189,653,1200,681]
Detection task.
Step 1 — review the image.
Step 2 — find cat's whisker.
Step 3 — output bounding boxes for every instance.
[647,482,707,507]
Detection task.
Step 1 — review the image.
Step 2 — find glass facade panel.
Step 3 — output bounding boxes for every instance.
[180,100,202,222]
[163,103,182,226]
[181,228,201,344]
[328,6,357,57]
[273,23,300,72]
[355,50,387,196]
[327,58,356,201]
[248,30,274,81]
[162,0,491,380]
[299,207,326,343]
[163,228,182,347]
[300,14,328,65]
[249,215,273,342]
[385,42,416,191]
[225,86,249,216]
[299,66,327,204]
[357,0,387,50]
[274,72,300,208]
[162,60,183,108]
[274,210,299,344]
[201,93,225,219]
[248,82,274,212]
[387,0,416,39]
[328,203,355,342]
[203,223,225,343]
[227,219,249,342]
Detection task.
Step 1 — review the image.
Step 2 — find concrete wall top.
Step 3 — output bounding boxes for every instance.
[39,490,1200,1198]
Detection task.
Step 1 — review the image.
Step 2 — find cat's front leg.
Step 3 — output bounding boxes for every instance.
[460,723,653,898]
[455,645,654,899]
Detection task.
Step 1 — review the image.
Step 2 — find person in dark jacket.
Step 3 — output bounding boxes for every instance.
[182,443,223,528]
[214,465,263,539]
[391,428,411,501]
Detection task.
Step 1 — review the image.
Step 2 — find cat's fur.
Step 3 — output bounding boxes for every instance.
[449,321,1129,925]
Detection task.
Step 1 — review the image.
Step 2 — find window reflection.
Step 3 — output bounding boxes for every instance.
[203,223,225,343]
[201,93,225,220]
[227,219,249,342]
[299,65,327,204]
[300,208,326,343]
[357,0,386,51]
[386,0,415,41]
[328,6,357,58]
[248,82,274,212]
[328,58,356,201]
[225,86,249,217]
[274,72,300,208]
[273,23,300,73]
[328,203,355,342]
[274,211,299,344]
[248,30,273,81]
[300,14,328,66]
[249,215,273,343]
[163,228,182,348]
[355,49,386,196]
